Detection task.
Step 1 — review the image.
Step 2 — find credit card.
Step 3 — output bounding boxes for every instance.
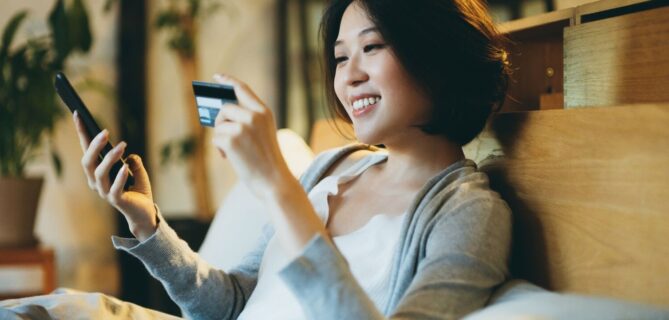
[192,81,238,127]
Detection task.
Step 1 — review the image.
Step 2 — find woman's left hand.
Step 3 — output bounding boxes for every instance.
[212,74,292,198]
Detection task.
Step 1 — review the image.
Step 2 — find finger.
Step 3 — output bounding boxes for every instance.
[215,103,252,126]
[210,135,228,159]
[73,111,91,152]
[94,141,126,195]
[212,122,244,156]
[212,123,244,152]
[213,74,265,112]
[212,140,229,159]
[126,154,151,194]
[82,129,109,186]
[109,164,129,206]
[214,121,243,136]
[217,148,227,159]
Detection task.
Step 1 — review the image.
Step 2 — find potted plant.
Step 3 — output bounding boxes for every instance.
[0,0,92,247]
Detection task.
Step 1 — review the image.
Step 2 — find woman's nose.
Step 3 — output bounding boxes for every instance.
[342,55,369,87]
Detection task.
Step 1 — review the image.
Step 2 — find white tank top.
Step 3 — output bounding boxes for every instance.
[238,153,406,319]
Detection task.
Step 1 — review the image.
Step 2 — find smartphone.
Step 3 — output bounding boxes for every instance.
[192,80,237,127]
[54,72,135,190]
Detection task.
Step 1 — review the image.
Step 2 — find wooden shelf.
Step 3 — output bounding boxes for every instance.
[0,247,55,299]
[496,0,669,112]
[575,0,655,23]
[499,7,575,35]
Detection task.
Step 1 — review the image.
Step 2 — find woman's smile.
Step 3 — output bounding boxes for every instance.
[351,95,381,118]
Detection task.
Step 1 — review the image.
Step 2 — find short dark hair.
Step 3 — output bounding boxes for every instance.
[320,0,511,146]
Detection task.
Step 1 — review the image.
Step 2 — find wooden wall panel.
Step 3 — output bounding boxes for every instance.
[481,104,669,306]
[564,5,669,108]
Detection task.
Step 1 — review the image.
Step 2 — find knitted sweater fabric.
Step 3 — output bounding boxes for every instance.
[112,144,512,319]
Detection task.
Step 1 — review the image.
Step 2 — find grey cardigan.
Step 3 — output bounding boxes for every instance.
[113,144,512,319]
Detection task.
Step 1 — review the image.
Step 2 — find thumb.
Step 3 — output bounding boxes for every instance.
[126,154,152,194]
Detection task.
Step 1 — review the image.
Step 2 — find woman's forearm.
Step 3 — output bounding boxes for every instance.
[260,169,329,257]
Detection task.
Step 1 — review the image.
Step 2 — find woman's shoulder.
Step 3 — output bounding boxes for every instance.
[429,163,511,220]
[424,166,512,245]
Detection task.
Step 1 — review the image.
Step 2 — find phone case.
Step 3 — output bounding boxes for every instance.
[54,72,135,190]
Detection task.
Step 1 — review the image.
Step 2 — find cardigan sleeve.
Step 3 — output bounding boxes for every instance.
[278,196,511,320]
[109,145,367,320]
[112,208,274,320]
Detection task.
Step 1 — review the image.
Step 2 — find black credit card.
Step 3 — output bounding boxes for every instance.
[192,81,237,127]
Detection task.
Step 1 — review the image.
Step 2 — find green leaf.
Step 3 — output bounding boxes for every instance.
[0,10,28,76]
[189,0,200,17]
[155,11,181,29]
[48,0,70,69]
[1,2,94,178]
[179,136,196,159]
[51,149,63,178]
[168,30,194,57]
[69,0,93,53]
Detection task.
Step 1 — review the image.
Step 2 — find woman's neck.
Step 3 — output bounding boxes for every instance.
[373,131,465,188]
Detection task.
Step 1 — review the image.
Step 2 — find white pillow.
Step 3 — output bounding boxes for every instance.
[198,129,314,270]
[464,280,669,320]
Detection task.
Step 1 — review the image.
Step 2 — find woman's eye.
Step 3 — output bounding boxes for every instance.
[363,44,385,53]
[334,56,348,64]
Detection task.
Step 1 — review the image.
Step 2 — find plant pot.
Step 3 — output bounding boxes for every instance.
[0,177,43,248]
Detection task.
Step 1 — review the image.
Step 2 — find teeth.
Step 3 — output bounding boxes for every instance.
[352,96,380,110]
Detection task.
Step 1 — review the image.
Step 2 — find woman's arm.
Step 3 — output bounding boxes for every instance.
[112,215,273,320]
[210,74,330,258]
[72,113,268,319]
[279,196,512,320]
[391,197,512,318]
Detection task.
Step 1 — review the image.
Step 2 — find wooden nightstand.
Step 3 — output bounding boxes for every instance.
[0,247,55,300]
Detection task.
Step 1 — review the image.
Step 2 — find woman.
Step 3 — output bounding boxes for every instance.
[75,0,512,318]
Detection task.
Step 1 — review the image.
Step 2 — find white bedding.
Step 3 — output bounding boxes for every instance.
[0,288,180,320]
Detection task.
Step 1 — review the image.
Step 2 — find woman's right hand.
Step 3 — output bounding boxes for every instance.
[73,111,158,241]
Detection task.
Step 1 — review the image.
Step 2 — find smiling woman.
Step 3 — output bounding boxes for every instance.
[323,0,511,146]
[19,0,512,319]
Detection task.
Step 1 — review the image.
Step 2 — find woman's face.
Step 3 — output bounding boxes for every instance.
[333,2,432,145]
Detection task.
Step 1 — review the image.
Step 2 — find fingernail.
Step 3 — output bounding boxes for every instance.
[115,142,125,153]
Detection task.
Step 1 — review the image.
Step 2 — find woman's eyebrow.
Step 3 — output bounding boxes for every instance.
[334,27,379,47]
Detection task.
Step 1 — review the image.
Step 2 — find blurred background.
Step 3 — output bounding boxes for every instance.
[0,0,595,315]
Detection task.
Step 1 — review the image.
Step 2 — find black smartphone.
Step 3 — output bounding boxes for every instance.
[54,72,135,190]
[192,80,238,127]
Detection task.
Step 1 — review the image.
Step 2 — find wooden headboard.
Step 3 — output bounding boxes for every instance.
[481,104,669,307]
[309,103,669,307]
